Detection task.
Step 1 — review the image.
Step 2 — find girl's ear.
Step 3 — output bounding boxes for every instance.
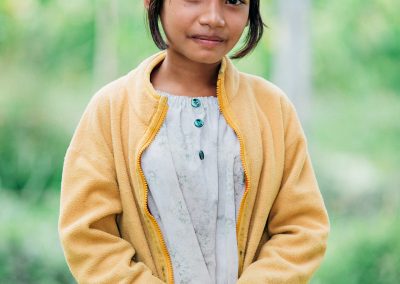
[144,0,151,9]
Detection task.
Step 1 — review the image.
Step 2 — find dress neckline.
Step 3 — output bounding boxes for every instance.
[156,89,217,99]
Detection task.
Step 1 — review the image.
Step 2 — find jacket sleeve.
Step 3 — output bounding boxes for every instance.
[58,92,165,284]
[237,97,330,284]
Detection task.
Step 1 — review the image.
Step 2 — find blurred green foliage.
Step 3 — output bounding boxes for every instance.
[0,191,73,283]
[313,0,400,96]
[312,215,400,284]
[0,0,399,283]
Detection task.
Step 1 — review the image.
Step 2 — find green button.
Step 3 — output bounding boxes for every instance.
[191,98,201,108]
[199,150,205,160]
[194,119,204,128]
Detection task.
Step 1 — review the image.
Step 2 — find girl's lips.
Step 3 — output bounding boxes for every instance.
[192,35,224,41]
[191,35,225,47]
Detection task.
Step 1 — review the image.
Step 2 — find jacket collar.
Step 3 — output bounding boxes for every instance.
[126,50,241,126]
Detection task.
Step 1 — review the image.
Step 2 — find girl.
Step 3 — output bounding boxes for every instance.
[58,0,330,283]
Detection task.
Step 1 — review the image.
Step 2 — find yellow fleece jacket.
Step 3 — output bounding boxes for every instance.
[59,51,330,284]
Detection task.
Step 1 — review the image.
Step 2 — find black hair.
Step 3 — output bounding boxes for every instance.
[146,0,266,59]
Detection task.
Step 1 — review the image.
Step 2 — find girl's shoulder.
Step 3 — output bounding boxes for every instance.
[85,53,163,110]
[220,56,289,105]
[235,71,296,115]
[84,67,141,113]
[238,71,288,101]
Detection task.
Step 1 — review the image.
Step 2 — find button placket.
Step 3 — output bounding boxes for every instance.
[192,98,206,160]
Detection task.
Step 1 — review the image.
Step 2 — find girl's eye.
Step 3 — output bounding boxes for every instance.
[225,0,245,6]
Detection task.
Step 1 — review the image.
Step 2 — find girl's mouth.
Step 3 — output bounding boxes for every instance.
[191,35,225,47]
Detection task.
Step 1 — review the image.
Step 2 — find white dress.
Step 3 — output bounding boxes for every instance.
[142,91,246,284]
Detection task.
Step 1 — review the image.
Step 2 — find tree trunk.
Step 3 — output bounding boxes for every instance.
[272,0,312,126]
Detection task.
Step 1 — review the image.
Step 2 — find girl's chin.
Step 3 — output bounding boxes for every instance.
[190,54,224,65]
[186,49,226,64]
[166,47,226,65]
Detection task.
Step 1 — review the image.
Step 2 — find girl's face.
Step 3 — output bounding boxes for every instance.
[157,0,250,64]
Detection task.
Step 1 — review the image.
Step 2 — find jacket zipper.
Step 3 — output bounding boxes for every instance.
[136,69,249,282]
[216,75,250,276]
[136,98,175,284]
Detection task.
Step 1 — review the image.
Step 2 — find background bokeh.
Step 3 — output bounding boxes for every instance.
[1,0,399,283]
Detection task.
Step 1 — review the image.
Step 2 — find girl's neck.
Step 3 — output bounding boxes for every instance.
[150,50,222,97]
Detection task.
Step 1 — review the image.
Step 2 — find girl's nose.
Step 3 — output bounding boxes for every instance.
[198,2,226,28]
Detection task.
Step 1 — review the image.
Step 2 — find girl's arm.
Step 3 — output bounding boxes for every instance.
[58,91,165,284]
[237,97,330,283]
